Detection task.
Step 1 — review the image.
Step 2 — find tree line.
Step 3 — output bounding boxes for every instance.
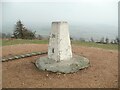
[1,20,120,44]
[1,20,46,40]
[78,37,120,44]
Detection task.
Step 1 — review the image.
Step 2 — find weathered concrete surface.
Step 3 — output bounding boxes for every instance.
[48,22,72,62]
[35,55,90,73]
[36,21,90,73]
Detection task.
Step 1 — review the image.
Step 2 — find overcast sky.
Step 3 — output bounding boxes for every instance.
[1,0,119,40]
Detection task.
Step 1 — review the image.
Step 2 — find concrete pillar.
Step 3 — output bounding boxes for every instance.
[36,21,89,73]
[48,21,72,62]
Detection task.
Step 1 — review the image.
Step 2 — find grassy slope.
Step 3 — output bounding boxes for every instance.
[1,39,118,50]
[1,39,48,46]
[72,40,118,50]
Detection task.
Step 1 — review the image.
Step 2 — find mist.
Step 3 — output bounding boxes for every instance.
[2,1,118,40]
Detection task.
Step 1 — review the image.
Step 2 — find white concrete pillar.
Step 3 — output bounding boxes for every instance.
[48,21,72,62]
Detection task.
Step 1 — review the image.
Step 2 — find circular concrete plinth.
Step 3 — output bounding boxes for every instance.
[35,55,90,73]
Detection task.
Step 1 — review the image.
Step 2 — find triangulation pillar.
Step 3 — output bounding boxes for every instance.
[48,21,72,62]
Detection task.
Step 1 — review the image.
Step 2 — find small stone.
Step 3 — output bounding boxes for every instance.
[14,56,19,59]
[63,74,66,76]
[57,75,60,78]
[2,59,6,61]
[56,72,62,75]
[95,79,97,81]
[22,82,24,85]
[8,57,13,60]
[25,54,31,57]
[37,52,42,55]
[31,53,37,55]
[46,74,49,77]
[115,80,117,82]
[20,55,25,58]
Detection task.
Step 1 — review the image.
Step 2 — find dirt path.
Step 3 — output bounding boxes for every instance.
[2,44,48,58]
[2,44,118,88]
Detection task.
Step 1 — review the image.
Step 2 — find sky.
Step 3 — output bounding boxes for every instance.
[1,0,119,40]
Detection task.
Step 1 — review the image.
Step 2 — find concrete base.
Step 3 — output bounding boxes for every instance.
[35,55,90,73]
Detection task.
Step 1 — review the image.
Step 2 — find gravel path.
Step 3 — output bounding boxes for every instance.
[2,44,118,88]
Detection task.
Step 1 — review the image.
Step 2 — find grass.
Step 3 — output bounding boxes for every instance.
[1,39,48,46]
[72,40,118,50]
[1,39,118,50]
[0,40,2,46]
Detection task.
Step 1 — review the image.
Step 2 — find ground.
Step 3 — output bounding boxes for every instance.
[2,44,118,88]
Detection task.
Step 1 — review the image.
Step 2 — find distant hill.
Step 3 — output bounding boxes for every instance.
[2,23,118,41]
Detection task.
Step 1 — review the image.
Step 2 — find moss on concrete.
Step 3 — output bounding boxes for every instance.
[35,54,90,73]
